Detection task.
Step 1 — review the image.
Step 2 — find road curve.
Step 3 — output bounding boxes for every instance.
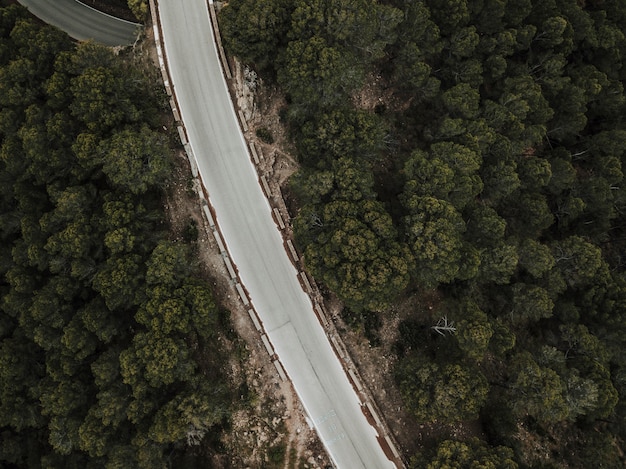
[16,0,140,46]
[156,1,396,468]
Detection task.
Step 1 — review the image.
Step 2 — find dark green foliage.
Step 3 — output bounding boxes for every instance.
[127,0,148,21]
[402,196,465,287]
[266,441,287,465]
[182,218,199,242]
[294,157,413,311]
[341,308,382,346]
[0,8,229,467]
[508,351,569,423]
[453,301,493,362]
[412,438,518,469]
[255,126,274,144]
[296,106,385,167]
[219,0,626,464]
[396,354,489,423]
[278,36,364,108]
[221,0,293,73]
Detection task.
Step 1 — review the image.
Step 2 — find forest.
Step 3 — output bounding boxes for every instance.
[221,0,626,466]
[0,3,233,467]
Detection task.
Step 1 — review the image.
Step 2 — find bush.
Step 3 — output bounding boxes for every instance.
[183,218,199,242]
[256,127,274,144]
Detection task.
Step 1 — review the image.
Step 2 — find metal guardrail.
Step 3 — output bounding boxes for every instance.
[149,0,406,465]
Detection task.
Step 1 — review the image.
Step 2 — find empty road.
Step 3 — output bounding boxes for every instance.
[156,1,396,467]
[17,0,140,46]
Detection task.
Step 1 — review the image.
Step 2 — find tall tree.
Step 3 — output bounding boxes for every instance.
[454,301,493,362]
[551,236,608,288]
[396,355,489,423]
[221,0,293,72]
[401,196,465,287]
[278,36,362,107]
[508,352,569,423]
[100,125,170,195]
[413,438,518,469]
[295,157,412,310]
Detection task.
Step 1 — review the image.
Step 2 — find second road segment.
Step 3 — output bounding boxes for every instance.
[17,0,140,46]
[156,0,396,467]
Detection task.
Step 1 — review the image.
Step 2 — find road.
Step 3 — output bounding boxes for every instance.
[156,1,396,468]
[16,0,140,46]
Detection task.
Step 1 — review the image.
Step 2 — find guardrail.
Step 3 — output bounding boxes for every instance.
[149,1,406,466]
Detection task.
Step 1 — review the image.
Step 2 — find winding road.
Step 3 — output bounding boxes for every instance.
[156,1,396,468]
[16,0,140,46]
[14,0,399,466]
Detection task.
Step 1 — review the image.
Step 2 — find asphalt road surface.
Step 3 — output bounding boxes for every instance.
[157,1,396,468]
[17,0,140,46]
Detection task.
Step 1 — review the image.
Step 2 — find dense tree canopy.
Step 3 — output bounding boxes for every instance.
[396,355,489,424]
[412,438,518,469]
[0,6,230,467]
[223,0,626,464]
[294,157,412,311]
